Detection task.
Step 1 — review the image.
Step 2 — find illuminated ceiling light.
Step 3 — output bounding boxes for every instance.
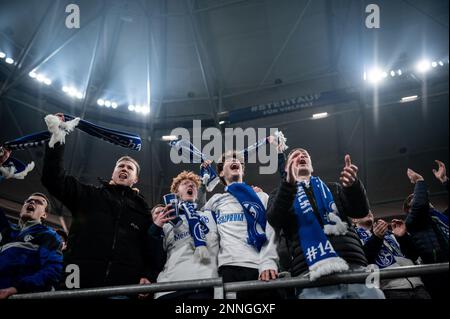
[44,78,52,85]
[397,69,402,75]
[135,105,142,113]
[0,52,6,59]
[390,70,396,77]
[142,106,150,114]
[367,68,383,84]
[104,100,111,107]
[312,112,328,119]
[5,57,14,64]
[62,86,69,93]
[111,102,118,109]
[363,72,367,81]
[68,88,77,96]
[76,92,83,99]
[219,120,226,125]
[381,71,388,78]
[400,95,419,103]
[29,71,37,78]
[128,104,135,111]
[97,99,105,106]
[438,61,444,66]
[431,61,438,68]
[36,74,45,82]
[162,135,178,141]
[416,59,431,73]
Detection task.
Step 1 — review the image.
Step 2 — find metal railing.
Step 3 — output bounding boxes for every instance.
[10,262,449,299]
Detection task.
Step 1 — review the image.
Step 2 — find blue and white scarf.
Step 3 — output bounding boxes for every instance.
[238,130,288,162]
[0,156,35,181]
[294,177,349,280]
[179,201,210,262]
[356,227,404,268]
[430,208,449,238]
[3,114,142,151]
[168,138,220,192]
[225,182,267,252]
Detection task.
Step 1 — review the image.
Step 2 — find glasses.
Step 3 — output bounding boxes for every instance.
[24,198,46,206]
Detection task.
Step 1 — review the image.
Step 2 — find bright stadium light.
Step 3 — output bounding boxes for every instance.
[68,87,77,96]
[438,61,444,66]
[162,135,178,141]
[0,52,6,59]
[390,70,396,77]
[104,100,111,107]
[111,102,118,109]
[142,106,150,114]
[312,112,328,119]
[76,92,83,99]
[400,95,419,103]
[36,74,45,82]
[367,68,383,84]
[5,57,14,64]
[397,69,402,75]
[219,120,226,125]
[416,59,431,73]
[62,86,69,93]
[431,61,438,68]
[135,105,142,113]
[128,104,135,111]
[29,71,37,78]
[97,99,105,106]
[44,78,52,85]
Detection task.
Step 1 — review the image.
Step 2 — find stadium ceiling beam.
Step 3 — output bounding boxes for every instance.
[258,0,312,88]
[0,5,106,98]
[0,1,56,95]
[187,0,220,127]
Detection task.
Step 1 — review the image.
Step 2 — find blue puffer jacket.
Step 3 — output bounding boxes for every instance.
[405,181,449,264]
[0,209,63,293]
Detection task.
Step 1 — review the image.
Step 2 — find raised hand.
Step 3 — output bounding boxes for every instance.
[152,204,176,227]
[373,219,388,239]
[285,151,300,185]
[432,160,448,184]
[407,168,424,184]
[391,219,407,237]
[340,154,358,187]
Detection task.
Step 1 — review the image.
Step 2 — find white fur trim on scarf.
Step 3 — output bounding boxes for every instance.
[194,245,211,264]
[308,256,349,281]
[0,161,35,180]
[274,130,288,152]
[323,212,348,236]
[44,114,80,148]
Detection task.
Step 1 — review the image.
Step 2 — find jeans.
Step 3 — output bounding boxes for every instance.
[298,283,386,299]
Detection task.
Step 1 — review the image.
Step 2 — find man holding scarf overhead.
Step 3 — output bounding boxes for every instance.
[267,148,385,299]
[204,150,279,299]
[41,113,162,290]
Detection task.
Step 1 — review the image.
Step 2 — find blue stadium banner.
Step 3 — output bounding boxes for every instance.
[228,89,358,123]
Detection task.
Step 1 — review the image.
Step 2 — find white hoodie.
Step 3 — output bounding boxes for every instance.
[155,210,219,298]
[203,191,279,274]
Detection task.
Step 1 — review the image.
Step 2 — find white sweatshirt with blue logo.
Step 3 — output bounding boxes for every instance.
[155,210,219,298]
[203,191,279,274]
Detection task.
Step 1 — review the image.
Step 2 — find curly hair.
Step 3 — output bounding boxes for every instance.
[170,171,201,193]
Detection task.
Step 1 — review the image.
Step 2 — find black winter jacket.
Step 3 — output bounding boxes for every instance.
[42,143,163,288]
[267,179,370,277]
[405,181,449,264]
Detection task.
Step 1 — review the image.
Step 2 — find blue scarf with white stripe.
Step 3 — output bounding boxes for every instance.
[225,182,267,252]
[356,227,404,268]
[179,201,209,248]
[293,177,349,280]
[3,114,142,151]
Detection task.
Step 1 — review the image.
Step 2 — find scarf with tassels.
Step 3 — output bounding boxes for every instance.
[294,177,349,280]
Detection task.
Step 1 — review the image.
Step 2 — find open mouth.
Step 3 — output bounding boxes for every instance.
[187,189,193,196]
[119,172,128,179]
[26,204,35,212]
[230,163,240,170]
[298,159,307,165]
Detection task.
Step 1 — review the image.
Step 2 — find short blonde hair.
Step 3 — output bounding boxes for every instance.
[170,171,201,193]
[116,156,140,176]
